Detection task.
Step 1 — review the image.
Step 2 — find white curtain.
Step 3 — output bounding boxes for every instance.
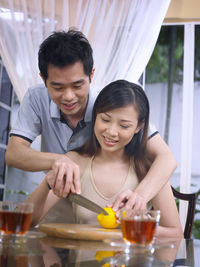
[0,0,171,102]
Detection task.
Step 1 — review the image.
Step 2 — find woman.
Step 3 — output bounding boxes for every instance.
[26,80,183,238]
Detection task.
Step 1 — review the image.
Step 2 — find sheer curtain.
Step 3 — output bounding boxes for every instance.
[0,0,171,102]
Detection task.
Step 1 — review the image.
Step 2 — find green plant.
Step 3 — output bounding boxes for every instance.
[193,189,200,239]
[5,189,29,200]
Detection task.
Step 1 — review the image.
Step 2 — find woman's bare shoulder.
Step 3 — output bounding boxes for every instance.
[66,151,90,175]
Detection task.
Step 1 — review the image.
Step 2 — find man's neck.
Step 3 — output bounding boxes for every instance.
[64,105,87,129]
[62,95,89,129]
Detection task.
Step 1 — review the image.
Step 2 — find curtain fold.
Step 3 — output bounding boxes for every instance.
[0,0,171,102]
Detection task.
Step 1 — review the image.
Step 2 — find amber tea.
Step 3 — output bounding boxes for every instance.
[120,210,160,245]
[0,202,33,235]
[121,218,156,244]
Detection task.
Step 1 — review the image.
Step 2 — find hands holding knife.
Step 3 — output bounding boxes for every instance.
[46,156,147,217]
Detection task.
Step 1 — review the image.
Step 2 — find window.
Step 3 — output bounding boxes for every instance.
[0,57,13,200]
[145,24,200,193]
[145,23,200,238]
[145,25,184,188]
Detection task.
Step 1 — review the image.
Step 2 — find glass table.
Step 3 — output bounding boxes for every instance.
[0,233,199,267]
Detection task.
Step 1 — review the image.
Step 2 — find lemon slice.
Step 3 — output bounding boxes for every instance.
[97,207,119,229]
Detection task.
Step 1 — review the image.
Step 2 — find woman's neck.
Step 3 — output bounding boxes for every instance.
[95,149,129,164]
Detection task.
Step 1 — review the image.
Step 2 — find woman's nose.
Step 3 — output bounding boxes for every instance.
[106,125,118,137]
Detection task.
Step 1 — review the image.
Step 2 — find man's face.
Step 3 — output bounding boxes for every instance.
[43,61,94,123]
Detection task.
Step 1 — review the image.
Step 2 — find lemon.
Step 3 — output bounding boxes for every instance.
[97,207,119,229]
[101,263,110,267]
[95,251,115,262]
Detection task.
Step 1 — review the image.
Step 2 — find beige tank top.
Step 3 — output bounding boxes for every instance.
[73,157,139,225]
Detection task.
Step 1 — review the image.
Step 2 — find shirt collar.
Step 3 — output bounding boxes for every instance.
[50,100,60,119]
[84,88,97,122]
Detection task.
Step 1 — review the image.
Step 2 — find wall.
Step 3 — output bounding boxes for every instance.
[145,82,200,191]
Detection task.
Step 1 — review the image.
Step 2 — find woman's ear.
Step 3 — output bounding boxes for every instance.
[135,121,144,134]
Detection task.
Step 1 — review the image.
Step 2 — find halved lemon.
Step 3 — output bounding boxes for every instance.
[97,207,119,229]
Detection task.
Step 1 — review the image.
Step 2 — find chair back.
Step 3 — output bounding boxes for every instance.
[171,186,197,239]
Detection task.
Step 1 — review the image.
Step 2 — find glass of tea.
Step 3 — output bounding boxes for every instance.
[0,201,33,239]
[120,209,160,249]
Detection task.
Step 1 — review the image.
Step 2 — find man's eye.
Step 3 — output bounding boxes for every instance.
[74,84,82,89]
[52,87,63,90]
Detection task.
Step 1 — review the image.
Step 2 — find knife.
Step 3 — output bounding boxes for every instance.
[68,193,108,215]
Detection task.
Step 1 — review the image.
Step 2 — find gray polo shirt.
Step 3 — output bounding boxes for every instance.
[10,84,98,154]
[10,84,158,154]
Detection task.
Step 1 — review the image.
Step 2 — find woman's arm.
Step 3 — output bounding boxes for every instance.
[152,182,183,238]
[25,174,60,226]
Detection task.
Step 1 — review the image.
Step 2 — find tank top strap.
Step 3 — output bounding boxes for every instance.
[80,156,94,183]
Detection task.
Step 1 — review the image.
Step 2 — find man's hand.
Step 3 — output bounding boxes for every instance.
[48,155,81,197]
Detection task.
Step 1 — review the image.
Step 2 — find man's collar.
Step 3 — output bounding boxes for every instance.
[50,100,60,119]
[84,88,98,122]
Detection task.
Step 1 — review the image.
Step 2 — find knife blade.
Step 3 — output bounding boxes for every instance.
[68,193,108,215]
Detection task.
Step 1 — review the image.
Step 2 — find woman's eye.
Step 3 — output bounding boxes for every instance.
[102,118,109,122]
[120,125,129,129]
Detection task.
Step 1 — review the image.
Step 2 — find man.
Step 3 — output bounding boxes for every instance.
[6,30,177,211]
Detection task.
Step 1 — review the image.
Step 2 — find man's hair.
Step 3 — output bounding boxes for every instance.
[75,80,151,180]
[38,29,94,81]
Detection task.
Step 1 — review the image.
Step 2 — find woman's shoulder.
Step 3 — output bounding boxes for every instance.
[66,151,90,176]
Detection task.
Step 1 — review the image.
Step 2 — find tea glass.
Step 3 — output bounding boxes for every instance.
[0,201,33,244]
[120,209,160,253]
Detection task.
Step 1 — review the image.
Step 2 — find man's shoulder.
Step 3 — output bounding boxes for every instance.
[24,84,50,104]
[28,84,48,96]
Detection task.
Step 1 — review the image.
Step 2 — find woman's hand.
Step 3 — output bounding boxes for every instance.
[112,189,147,211]
[109,189,147,222]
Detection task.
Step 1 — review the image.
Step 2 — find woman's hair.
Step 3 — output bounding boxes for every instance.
[75,80,150,180]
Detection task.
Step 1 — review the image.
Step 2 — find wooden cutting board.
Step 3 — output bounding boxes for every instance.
[39,223,122,241]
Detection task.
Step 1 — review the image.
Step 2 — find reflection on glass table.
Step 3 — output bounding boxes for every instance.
[0,235,199,266]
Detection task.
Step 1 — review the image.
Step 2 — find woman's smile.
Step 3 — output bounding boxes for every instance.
[103,135,119,146]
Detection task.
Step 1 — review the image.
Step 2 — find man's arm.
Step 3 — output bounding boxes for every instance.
[6,136,58,171]
[112,133,177,211]
[6,136,81,194]
[134,133,177,201]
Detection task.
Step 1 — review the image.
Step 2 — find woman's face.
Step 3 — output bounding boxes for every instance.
[94,105,142,154]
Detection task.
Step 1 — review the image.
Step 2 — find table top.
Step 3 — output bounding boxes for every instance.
[0,232,199,267]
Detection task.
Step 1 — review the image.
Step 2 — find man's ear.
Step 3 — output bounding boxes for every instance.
[89,68,95,82]
[39,73,45,83]
[39,73,47,86]
[135,121,144,134]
